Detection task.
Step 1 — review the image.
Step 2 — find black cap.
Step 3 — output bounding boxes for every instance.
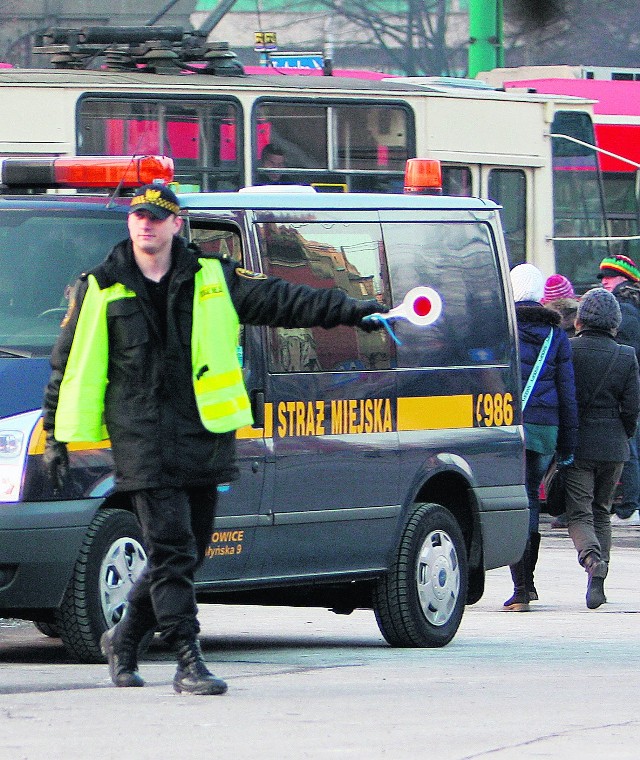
[128,183,180,220]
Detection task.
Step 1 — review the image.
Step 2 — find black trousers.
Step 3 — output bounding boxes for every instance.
[127,486,217,644]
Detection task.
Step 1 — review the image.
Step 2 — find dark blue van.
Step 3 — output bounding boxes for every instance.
[0,158,528,661]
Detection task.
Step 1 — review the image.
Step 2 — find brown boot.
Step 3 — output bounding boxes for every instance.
[584,553,607,610]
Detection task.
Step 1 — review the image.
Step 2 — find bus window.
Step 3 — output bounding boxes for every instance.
[551,110,608,291]
[252,101,413,193]
[488,169,526,267]
[78,96,242,192]
[383,221,510,368]
[442,166,473,197]
[257,220,393,372]
[602,172,640,261]
[334,105,409,172]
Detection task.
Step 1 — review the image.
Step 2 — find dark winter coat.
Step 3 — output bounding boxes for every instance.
[570,328,640,462]
[43,236,379,492]
[612,281,640,361]
[515,301,578,457]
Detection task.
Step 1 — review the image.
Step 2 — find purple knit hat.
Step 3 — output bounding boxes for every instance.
[541,274,575,304]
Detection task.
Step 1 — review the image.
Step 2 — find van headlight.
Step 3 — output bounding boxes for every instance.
[0,410,41,503]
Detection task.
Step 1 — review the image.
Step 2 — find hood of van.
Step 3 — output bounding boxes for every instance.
[0,357,50,419]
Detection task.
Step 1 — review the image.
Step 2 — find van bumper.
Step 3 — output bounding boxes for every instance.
[0,498,98,610]
[474,485,529,569]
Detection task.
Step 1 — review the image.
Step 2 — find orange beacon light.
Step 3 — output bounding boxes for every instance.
[403,158,442,195]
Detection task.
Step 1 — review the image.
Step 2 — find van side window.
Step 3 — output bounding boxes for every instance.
[189,226,243,263]
[258,221,393,372]
[383,222,509,367]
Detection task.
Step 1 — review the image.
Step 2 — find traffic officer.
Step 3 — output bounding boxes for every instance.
[42,183,386,695]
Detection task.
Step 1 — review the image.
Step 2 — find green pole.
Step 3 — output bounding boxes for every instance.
[468,0,504,77]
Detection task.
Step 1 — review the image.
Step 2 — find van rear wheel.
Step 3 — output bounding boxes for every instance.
[374,502,468,647]
[55,508,147,663]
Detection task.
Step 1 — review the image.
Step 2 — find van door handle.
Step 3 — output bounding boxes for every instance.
[251,390,265,428]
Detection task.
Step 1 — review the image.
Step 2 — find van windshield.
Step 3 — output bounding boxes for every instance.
[0,209,127,356]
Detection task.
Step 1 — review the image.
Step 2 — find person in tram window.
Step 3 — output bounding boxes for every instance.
[255,143,292,185]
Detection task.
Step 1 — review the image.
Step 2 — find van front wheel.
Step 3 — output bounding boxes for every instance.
[56,508,147,663]
[374,503,468,647]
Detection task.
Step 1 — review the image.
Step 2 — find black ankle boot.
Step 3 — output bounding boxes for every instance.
[100,620,145,687]
[174,638,228,695]
[527,531,541,601]
[584,553,607,610]
[504,541,531,611]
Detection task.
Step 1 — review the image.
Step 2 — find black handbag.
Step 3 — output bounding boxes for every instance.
[542,457,567,517]
[542,344,622,517]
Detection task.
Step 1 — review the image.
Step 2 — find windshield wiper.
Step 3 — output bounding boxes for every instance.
[0,346,33,358]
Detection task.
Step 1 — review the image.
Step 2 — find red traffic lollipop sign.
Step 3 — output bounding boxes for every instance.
[385,287,442,326]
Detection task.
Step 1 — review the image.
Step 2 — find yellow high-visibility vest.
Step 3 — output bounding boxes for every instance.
[54,259,252,442]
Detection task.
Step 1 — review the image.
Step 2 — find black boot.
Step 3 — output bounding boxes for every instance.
[527,531,541,601]
[100,617,146,688]
[584,553,607,610]
[503,541,530,611]
[174,638,228,695]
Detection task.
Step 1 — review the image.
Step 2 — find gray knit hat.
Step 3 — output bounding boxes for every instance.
[577,287,622,331]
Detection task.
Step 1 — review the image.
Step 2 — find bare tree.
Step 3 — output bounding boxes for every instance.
[299,0,466,76]
[504,0,640,67]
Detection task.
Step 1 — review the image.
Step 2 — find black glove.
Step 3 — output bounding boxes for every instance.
[355,299,389,332]
[43,436,69,491]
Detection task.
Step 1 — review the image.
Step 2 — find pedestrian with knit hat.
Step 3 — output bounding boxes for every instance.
[540,273,580,529]
[541,274,579,337]
[504,264,578,611]
[565,287,640,608]
[598,254,640,525]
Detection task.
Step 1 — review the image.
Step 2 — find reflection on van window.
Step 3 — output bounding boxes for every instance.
[189,226,243,262]
[0,210,127,355]
[258,221,393,372]
[383,222,509,367]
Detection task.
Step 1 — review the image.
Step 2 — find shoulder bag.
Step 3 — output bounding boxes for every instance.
[543,343,622,516]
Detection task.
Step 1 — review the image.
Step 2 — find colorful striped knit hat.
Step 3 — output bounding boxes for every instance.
[598,254,640,283]
[541,274,575,304]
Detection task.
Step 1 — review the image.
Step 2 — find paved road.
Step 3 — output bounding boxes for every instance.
[1,517,639,759]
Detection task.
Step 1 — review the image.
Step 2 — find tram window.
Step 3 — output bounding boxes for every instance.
[488,169,526,266]
[255,104,327,170]
[600,173,640,260]
[253,100,413,191]
[442,166,473,197]
[258,220,393,373]
[384,222,509,368]
[334,105,409,171]
[77,97,242,191]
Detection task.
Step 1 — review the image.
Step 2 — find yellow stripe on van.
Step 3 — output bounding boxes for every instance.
[397,395,474,431]
[29,417,111,455]
[236,403,274,439]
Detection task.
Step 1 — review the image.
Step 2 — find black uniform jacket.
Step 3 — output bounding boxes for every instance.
[43,236,378,491]
[570,328,640,462]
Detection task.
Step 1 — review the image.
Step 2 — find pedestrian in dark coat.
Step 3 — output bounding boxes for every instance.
[565,287,640,609]
[541,273,580,529]
[504,264,578,611]
[598,254,640,525]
